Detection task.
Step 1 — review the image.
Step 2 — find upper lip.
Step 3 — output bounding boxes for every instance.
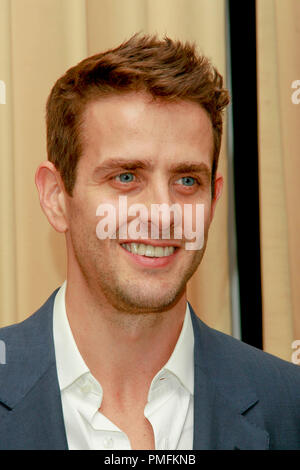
[119,239,181,248]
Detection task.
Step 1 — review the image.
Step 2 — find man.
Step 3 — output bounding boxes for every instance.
[0,34,300,450]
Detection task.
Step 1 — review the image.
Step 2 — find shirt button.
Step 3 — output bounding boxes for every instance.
[103,437,114,449]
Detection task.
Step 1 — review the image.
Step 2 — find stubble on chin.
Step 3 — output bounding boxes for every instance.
[91,247,205,315]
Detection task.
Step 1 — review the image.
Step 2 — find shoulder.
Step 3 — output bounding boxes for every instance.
[191,310,300,405]
[0,289,59,367]
[194,313,300,377]
[191,312,300,448]
[0,290,59,409]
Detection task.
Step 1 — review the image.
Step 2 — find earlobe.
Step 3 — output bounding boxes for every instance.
[35,162,68,233]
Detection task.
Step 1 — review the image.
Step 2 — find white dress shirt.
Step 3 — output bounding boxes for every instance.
[53,281,194,450]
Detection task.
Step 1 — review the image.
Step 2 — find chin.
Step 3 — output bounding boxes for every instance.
[107,282,186,314]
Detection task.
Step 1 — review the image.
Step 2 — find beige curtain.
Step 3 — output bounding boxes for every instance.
[256,0,300,360]
[0,0,230,335]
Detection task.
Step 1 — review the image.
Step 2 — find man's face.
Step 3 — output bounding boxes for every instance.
[64,92,221,313]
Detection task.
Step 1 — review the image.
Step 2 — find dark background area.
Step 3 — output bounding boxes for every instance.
[228,0,263,349]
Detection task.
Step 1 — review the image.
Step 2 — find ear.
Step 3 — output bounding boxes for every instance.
[35,161,68,233]
[210,173,223,222]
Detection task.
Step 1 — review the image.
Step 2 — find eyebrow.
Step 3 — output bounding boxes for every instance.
[168,162,211,179]
[93,158,211,178]
[93,158,154,176]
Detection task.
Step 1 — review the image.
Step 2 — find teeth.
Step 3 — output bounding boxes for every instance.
[154,246,164,257]
[121,243,175,257]
[163,246,174,256]
[131,243,139,254]
[137,244,146,256]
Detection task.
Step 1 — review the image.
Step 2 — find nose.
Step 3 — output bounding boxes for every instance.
[133,178,182,241]
[145,176,173,208]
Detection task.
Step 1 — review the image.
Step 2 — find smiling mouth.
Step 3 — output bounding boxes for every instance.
[120,242,177,258]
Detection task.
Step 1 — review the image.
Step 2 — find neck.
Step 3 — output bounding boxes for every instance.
[64,273,187,394]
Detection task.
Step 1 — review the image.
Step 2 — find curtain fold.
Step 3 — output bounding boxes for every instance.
[0,0,17,325]
[256,0,300,360]
[8,0,88,323]
[0,0,230,338]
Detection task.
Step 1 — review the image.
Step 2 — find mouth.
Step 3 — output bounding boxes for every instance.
[119,241,180,268]
[121,242,176,257]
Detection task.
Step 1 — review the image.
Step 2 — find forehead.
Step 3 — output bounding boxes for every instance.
[80,92,214,168]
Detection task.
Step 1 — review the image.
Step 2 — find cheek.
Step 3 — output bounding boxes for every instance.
[67,202,98,253]
[69,193,102,228]
[181,201,210,231]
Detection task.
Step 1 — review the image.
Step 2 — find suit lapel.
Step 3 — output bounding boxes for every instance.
[0,363,68,449]
[192,367,269,449]
[190,305,270,450]
[0,290,68,449]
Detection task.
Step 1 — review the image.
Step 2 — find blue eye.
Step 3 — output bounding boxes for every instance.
[116,173,135,183]
[177,176,196,186]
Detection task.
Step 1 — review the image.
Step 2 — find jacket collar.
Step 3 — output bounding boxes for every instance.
[189,303,269,450]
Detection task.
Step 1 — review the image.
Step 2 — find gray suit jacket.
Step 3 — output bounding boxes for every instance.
[0,289,300,450]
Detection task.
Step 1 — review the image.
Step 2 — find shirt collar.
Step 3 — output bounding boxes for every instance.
[53,281,89,391]
[53,281,194,395]
[161,303,194,395]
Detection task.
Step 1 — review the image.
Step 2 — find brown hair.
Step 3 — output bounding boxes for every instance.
[46,33,230,195]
